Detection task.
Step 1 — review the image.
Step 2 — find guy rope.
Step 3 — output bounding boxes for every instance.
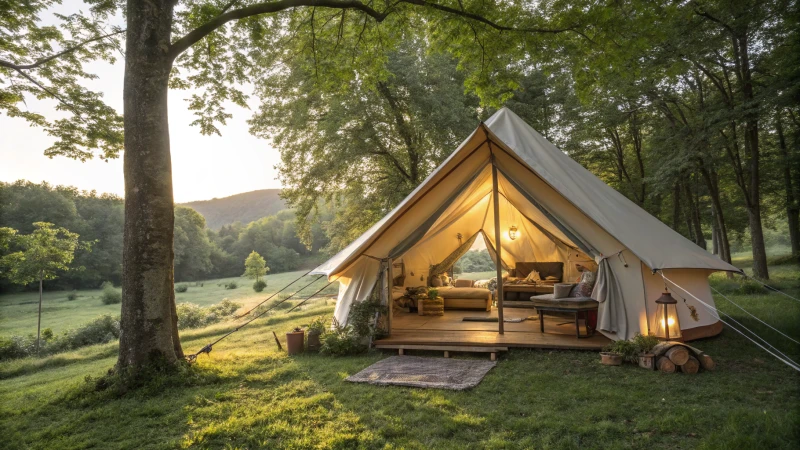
[185,272,337,363]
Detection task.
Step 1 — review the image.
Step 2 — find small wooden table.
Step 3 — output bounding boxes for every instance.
[534,302,598,338]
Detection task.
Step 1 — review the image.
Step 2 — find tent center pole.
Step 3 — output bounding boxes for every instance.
[491,152,505,334]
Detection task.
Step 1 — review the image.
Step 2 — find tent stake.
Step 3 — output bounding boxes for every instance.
[491,153,505,334]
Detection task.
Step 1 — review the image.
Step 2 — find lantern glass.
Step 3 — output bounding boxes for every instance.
[653,300,682,340]
[508,225,518,240]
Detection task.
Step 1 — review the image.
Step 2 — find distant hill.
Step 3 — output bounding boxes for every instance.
[181,189,287,229]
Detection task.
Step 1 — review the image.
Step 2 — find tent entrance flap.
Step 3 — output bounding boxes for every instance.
[387,161,489,259]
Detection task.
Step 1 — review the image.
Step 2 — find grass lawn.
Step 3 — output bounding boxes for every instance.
[0,261,799,449]
[0,271,338,338]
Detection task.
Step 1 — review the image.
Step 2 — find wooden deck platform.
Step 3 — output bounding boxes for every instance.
[377,307,610,350]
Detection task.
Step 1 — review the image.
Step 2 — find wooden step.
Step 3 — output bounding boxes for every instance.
[374,343,508,361]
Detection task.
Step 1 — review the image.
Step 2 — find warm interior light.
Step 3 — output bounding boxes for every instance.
[653,291,682,340]
[508,225,518,240]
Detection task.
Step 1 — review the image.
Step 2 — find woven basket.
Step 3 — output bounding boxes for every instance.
[421,296,444,316]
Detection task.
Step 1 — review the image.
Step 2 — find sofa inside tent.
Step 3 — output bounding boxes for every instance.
[311,108,741,348]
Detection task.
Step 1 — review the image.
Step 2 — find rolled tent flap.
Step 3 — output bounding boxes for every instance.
[332,257,380,326]
[593,258,628,339]
[428,231,480,277]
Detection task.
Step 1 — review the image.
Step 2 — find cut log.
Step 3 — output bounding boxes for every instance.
[652,341,682,357]
[683,344,716,371]
[665,346,690,366]
[657,356,676,373]
[680,355,700,374]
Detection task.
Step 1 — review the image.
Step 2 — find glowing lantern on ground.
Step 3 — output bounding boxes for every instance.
[653,291,682,340]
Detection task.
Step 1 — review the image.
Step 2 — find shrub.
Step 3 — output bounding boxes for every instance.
[735,280,767,295]
[603,339,640,363]
[348,296,387,341]
[308,316,329,335]
[0,336,30,360]
[67,291,78,301]
[60,315,121,350]
[320,319,364,356]
[631,333,660,354]
[225,281,238,290]
[176,303,207,329]
[175,284,188,293]
[253,279,267,292]
[0,315,122,361]
[176,299,242,330]
[101,281,122,305]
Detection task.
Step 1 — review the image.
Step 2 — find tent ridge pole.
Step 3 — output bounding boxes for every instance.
[490,144,505,334]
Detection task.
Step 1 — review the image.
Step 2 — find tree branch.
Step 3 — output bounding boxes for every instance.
[169,0,578,61]
[0,29,125,71]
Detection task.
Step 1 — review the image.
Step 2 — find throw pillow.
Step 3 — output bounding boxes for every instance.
[570,282,593,298]
[525,270,541,283]
[430,277,442,287]
[393,275,405,287]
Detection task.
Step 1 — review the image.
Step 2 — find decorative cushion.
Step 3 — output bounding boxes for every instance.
[570,271,596,298]
[430,277,442,287]
[454,279,474,288]
[515,262,564,281]
[525,270,541,283]
[554,283,574,299]
[393,275,405,287]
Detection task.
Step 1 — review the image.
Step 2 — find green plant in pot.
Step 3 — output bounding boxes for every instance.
[427,288,439,300]
[632,333,660,370]
[601,339,639,366]
[306,316,328,352]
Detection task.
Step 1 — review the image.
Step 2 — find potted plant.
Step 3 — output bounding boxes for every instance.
[427,288,439,300]
[601,340,639,366]
[632,333,659,370]
[306,316,328,352]
[599,350,623,366]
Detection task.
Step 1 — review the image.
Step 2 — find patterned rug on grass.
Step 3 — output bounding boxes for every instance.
[346,356,496,390]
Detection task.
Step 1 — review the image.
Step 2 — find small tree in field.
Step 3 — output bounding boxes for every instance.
[243,251,269,292]
[0,223,87,353]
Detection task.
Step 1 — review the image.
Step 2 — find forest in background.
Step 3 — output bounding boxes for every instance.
[260,1,799,280]
[0,181,332,292]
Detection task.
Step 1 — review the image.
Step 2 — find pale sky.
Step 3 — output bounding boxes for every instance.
[0,2,283,203]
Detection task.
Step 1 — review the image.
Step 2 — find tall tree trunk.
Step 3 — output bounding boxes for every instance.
[736,34,769,279]
[118,0,183,369]
[711,209,720,255]
[671,182,683,232]
[682,181,706,248]
[36,271,43,354]
[776,111,800,254]
[683,179,706,249]
[698,164,731,263]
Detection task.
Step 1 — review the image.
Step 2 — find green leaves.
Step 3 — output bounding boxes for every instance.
[0,222,86,285]
[1,1,124,160]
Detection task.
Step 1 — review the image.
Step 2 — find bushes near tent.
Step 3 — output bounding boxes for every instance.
[100,282,121,304]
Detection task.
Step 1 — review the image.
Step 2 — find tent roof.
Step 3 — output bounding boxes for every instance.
[312,108,740,276]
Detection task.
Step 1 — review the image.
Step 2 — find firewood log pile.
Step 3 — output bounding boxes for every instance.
[652,341,716,374]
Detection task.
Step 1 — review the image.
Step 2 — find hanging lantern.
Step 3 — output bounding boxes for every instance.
[653,291,682,341]
[508,225,518,240]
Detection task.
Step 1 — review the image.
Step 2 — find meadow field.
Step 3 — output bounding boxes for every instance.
[0,257,798,449]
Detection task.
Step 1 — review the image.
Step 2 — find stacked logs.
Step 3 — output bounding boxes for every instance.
[653,342,716,374]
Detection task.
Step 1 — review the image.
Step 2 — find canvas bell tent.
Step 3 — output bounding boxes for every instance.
[311,108,740,344]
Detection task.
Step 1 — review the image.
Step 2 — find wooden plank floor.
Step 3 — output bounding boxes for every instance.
[378,307,610,350]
